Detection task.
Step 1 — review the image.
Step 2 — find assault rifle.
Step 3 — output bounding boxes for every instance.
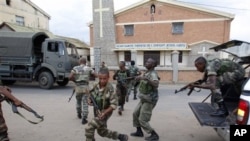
[1,95,44,124]
[174,79,205,96]
[68,88,75,102]
[117,76,136,86]
[86,89,101,115]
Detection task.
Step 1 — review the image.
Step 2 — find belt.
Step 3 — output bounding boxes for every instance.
[76,81,89,85]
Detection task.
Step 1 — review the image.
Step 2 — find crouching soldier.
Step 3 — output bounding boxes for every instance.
[85,69,128,141]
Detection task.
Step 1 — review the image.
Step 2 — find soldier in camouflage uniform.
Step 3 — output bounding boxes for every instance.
[69,57,96,124]
[113,61,130,115]
[127,60,141,101]
[85,69,128,141]
[0,86,22,141]
[191,56,245,117]
[130,58,160,141]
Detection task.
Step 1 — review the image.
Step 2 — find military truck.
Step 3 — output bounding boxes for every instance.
[0,32,79,89]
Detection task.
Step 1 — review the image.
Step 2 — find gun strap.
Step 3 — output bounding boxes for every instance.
[9,102,44,124]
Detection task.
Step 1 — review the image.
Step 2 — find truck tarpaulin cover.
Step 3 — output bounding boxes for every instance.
[0,32,48,57]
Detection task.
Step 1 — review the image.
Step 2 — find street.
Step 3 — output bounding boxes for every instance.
[2,82,224,141]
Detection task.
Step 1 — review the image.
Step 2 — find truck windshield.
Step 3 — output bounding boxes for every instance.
[66,42,77,56]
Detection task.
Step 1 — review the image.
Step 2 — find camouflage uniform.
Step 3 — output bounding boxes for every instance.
[133,70,159,134]
[0,103,9,141]
[85,82,120,141]
[127,65,140,99]
[206,58,245,103]
[113,70,130,111]
[71,64,94,120]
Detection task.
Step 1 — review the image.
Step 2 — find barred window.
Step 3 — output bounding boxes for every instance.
[124,51,131,66]
[124,25,134,36]
[172,22,184,34]
[16,15,24,26]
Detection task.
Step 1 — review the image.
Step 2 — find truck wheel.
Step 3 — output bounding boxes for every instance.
[57,79,69,86]
[1,80,16,85]
[38,72,54,89]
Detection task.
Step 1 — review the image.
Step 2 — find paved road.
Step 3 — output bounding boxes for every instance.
[2,82,224,141]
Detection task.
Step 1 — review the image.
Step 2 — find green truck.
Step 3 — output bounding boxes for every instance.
[0,32,79,89]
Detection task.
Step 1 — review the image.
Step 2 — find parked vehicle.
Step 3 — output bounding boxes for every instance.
[187,40,250,141]
[0,32,79,89]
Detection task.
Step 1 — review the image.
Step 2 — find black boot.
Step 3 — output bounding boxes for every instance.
[133,94,137,100]
[118,106,122,115]
[145,130,159,141]
[77,112,82,119]
[210,101,229,117]
[82,118,88,124]
[130,127,144,137]
[118,134,128,141]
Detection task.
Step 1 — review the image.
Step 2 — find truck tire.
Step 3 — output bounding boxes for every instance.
[38,72,54,89]
[57,78,69,86]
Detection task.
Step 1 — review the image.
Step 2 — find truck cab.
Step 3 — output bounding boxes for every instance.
[188,40,250,141]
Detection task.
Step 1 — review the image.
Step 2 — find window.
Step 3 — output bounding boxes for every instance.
[124,51,131,62]
[178,51,183,63]
[15,16,25,26]
[6,0,11,6]
[48,42,59,52]
[143,51,160,66]
[172,22,184,34]
[124,25,134,36]
[171,51,183,63]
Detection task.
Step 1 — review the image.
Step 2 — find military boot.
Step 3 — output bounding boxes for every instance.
[133,94,137,100]
[118,134,128,141]
[130,127,144,137]
[118,106,122,115]
[77,112,82,119]
[82,118,88,124]
[210,101,229,117]
[145,130,159,141]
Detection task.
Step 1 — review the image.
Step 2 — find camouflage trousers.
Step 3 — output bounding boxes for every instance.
[0,131,9,141]
[116,85,127,107]
[75,93,88,119]
[0,107,8,141]
[133,100,156,133]
[214,70,245,103]
[85,117,119,141]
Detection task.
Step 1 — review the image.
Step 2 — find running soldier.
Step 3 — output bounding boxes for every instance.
[190,56,245,116]
[127,60,141,101]
[85,69,128,141]
[131,58,160,141]
[113,61,130,115]
[69,57,96,124]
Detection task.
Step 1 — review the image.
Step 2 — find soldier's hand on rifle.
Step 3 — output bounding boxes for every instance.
[98,112,106,120]
[135,76,148,81]
[87,97,93,106]
[13,99,23,107]
[187,83,195,89]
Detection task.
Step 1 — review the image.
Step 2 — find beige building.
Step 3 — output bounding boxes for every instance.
[0,0,90,59]
[0,0,50,30]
